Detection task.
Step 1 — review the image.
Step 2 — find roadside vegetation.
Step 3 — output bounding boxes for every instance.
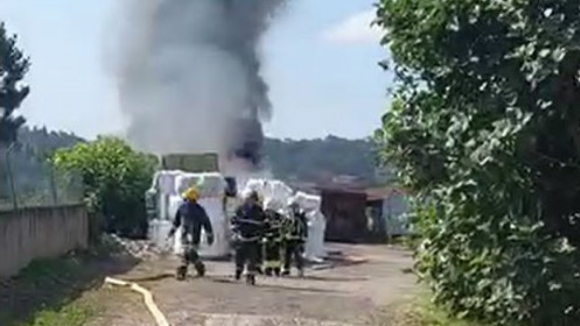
[0,238,138,326]
[375,0,580,325]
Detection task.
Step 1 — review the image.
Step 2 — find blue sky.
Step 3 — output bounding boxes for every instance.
[0,0,391,140]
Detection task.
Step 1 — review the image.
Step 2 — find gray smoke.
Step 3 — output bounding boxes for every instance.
[113,0,288,165]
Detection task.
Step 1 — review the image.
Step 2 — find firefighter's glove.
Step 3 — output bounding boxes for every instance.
[167,227,176,240]
[207,233,215,246]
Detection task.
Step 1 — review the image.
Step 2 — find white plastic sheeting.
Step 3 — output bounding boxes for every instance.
[291,191,327,260]
[149,172,328,260]
[148,171,230,258]
[243,179,294,204]
[167,196,230,257]
[153,170,182,196]
[243,179,327,260]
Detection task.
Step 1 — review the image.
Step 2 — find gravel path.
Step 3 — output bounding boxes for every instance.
[89,244,419,326]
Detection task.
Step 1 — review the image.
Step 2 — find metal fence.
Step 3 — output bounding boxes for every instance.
[0,145,84,211]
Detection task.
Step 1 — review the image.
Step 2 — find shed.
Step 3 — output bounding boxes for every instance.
[319,186,368,242]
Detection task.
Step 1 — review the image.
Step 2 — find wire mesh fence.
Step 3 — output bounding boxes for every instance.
[0,146,84,211]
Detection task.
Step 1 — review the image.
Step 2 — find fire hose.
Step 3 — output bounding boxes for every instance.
[104,277,171,326]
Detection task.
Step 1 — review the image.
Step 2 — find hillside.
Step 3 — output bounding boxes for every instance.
[9,127,384,186]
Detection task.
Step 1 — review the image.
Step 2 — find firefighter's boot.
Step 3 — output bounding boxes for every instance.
[246,273,256,286]
[194,261,205,277]
[265,267,273,276]
[176,265,187,281]
[235,269,242,281]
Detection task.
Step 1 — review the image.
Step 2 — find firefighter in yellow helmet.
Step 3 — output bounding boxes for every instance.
[168,186,214,280]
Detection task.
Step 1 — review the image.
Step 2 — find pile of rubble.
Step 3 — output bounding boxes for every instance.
[105,234,173,260]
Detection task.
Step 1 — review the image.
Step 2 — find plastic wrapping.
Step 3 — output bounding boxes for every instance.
[167,196,229,258]
[174,173,227,198]
[243,179,327,260]
[149,172,327,260]
[244,179,294,203]
[292,191,327,260]
[149,171,230,258]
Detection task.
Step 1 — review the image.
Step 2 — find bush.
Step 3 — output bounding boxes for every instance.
[375,1,580,325]
[53,137,156,238]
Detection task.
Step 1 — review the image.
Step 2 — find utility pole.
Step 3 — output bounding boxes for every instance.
[5,142,18,210]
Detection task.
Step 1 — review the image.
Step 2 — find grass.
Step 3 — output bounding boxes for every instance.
[0,254,99,326]
[18,304,94,326]
[389,298,488,326]
[1,239,138,326]
[389,234,423,251]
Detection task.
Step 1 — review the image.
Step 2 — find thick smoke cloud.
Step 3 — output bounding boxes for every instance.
[114,0,287,165]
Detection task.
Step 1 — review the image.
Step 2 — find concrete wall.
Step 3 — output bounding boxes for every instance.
[0,204,89,277]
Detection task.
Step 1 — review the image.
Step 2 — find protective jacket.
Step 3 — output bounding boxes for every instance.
[264,209,284,243]
[284,210,308,242]
[231,202,266,242]
[172,200,213,246]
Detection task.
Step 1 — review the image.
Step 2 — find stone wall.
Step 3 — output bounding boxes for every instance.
[0,204,89,277]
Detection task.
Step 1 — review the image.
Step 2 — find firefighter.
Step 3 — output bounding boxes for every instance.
[231,190,266,285]
[263,200,284,277]
[168,187,214,281]
[282,200,308,277]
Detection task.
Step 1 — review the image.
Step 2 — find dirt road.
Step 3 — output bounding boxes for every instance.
[88,244,419,326]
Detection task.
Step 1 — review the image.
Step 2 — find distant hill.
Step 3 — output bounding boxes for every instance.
[17,126,85,154]
[263,136,382,186]
[10,127,386,186]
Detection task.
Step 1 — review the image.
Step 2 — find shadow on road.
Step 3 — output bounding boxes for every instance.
[258,283,339,294]
[0,248,139,326]
[302,275,369,282]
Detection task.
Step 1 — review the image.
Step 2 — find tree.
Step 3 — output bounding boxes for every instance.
[52,137,156,238]
[375,1,580,325]
[0,22,30,145]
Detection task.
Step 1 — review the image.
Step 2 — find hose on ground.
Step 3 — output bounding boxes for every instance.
[104,276,171,326]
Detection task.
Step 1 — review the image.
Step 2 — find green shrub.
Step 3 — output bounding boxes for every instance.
[375,0,580,325]
[53,137,156,238]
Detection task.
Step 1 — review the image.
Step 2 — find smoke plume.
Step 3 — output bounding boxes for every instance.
[113,0,288,166]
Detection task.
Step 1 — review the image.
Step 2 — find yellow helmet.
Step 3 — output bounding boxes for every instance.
[182,187,199,202]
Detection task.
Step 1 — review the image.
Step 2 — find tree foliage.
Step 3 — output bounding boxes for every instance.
[0,22,30,145]
[375,0,580,325]
[264,136,386,185]
[52,137,156,238]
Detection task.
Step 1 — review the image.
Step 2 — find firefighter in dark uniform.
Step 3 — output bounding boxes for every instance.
[231,190,266,285]
[168,187,214,280]
[282,200,308,277]
[263,201,284,277]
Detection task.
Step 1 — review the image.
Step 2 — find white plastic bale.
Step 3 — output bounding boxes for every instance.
[196,197,229,257]
[167,173,229,257]
[170,199,229,258]
[291,191,321,211]
[155,170,181,195]
[168,195,185,254]
[174,174,203,196]
[174,172,225,198]
[263,197,286,215]
[148,218,174,251]
[291,192,327,260]
[243,178,294,208]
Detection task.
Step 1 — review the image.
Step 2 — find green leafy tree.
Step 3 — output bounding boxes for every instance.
[375,1,580,325]
[53,137,156,238]
[0,22,30,144]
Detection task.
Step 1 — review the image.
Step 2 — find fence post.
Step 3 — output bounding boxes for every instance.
[49,164,58,205]
[5,142,18,210]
